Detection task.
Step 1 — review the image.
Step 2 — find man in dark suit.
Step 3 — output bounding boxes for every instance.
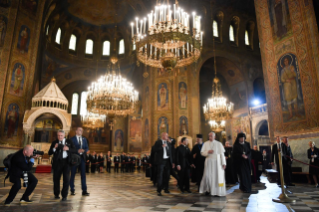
[126,154,131,172]
[120,152,126,173]
[191,134,206,190]
[48,130,76,201]
[154,132,174,196]
[131,154,136,172]
[4,145,38,206]
[282,136,295,186]
[113,153,120,173]
[176,137,193,193]
[86,150,91,173]
[69,127,90,196]
[271,136,288,186]
[166,137,179,189]
[106,151,112,173]
[90,151,97,173]
[142,154,148,171]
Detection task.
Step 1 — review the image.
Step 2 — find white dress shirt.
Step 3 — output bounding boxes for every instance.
[53,138,68,158]
[78,136,83,155]
[162,140,169,159]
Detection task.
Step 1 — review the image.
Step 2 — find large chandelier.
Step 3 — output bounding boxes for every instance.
[203,39,234,132]
[130,0,203,71]
[86,58,139,126]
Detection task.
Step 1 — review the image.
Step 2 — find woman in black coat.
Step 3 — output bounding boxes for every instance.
[307,141,319,187]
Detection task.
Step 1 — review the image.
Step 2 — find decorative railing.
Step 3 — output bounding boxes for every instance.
[249,103,267,116]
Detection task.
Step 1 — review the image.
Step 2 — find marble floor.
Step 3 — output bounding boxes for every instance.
[0,170,319,212]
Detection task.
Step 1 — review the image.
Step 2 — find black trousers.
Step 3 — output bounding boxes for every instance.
[114,164,119,172]
[53,159,70,198]
[276,160,291,185]
[157,159,171,192]
[6,173,38,203]
[121,163,125,172]
[91,164,96,173]
[86,163,90,173]
[178,168,190,191]
[107,162,111,173]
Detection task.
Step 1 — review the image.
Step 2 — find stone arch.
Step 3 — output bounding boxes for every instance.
[23,108,71,137]
[254,119,270,145]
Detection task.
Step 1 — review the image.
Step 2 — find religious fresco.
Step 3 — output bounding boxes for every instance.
[22,0,38,15]
[231,116,251,142]
[0,0,10,7]
[267,0,293,44]
[17,25,30,54]
[274,37,296,60]
[4,103,19,139]
[178,82,187,109]
[144,119,149,149]
[277,53,305,122]
[179,116,188,136]
[114,129,124,152]
[0,15,7,47]
[157,68,169,77]
[129,117,142,152]
[158,116,168,138]
[41,54,70,87]
[145,86,149,113]
[157,83,169,111]
[9,63,25,96]
[34,117,62,143]
[230,81,247,110]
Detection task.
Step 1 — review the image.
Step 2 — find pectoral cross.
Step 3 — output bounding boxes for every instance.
[109,122,114,130]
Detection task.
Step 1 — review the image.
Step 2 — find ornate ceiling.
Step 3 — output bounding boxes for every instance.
[66,0,129,26]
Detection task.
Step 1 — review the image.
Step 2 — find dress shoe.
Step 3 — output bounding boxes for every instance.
[164,190,170,193]
[54,196,60,199]
[20,199,33,204]
[205,191,210,196]
[61,197,67,201]
[157,192,162,196]
[70,191,76,195]
[82,191,90,196]
[180,189,185,193]
[316,184,319,188]
[186,190,192,193]
[4,202,10,206]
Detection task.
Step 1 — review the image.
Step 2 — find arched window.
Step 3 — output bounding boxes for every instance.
[119,39,125,54]
[71,93,79,115]
[229,25,234,42]
[103,40,110,56]
[80,91,88,115]
[69,34,77,50]
[245,30,250,45]
[55,28,61,44]
[213,20,218,37]
[46,25,49,35]
[85,39,94,54]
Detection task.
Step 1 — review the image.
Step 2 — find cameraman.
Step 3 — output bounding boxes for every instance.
[4,145,38,206]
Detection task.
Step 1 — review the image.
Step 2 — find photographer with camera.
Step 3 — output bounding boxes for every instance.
[4,145,39,206]
[48,130,76,201]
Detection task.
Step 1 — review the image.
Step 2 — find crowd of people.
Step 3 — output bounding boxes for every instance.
[5,125,319,205]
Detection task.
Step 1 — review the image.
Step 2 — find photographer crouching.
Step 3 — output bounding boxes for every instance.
[4,145,40,206]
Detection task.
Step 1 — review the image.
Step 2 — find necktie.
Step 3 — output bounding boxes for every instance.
[165,140,169,151]
[79,137,82,148]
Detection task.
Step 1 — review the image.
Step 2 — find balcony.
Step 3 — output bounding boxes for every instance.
[249,103,268,117]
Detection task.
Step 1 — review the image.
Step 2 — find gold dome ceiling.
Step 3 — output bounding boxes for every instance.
[66,0,130,25]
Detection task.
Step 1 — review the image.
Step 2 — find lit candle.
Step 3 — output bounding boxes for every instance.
[201,31,203,46]
[140,20,143,35]
[144,17,146,34]
[173,4,176,23]
[163,5,166,22]
[192,12,196,30]
[155,6,158,24]
[198,16,201,32]
[131,22,134,38]
[168,5,171,22]
[135,17,139,35]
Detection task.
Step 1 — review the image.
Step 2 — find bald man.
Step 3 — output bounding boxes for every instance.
[4,145,39,206]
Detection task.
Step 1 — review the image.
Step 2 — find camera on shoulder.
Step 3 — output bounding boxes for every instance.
[33,149,44,156]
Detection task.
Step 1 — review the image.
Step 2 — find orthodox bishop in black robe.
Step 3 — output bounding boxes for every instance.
[232,133,252,193]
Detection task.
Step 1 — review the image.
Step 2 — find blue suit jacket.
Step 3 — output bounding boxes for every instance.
[70,136,89,159]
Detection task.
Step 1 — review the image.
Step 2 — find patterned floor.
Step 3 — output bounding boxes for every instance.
[0,170,319,211]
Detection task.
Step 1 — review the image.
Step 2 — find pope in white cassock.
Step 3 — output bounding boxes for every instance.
[199,132,227,196]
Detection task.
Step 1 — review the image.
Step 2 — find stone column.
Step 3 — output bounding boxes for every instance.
[254,0,319,171]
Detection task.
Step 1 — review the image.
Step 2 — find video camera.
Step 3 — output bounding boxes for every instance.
[33,149,44,156]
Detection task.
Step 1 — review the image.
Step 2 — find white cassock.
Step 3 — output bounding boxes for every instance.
[199,140,226,196]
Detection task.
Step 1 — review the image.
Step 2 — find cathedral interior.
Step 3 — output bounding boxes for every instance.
[1,0,319,211]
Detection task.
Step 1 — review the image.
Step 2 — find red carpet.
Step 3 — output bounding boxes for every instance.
[35,165,52,173]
